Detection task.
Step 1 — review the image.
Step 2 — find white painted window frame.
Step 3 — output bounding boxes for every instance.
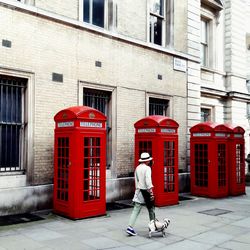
[201,8,217,69]
[147,0,174,47]
[79,0,116,30]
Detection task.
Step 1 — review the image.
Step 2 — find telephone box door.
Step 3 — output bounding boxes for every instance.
[191,140,210,196]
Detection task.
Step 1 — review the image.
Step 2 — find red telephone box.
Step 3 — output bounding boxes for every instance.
[53,106,106,219]
[190,122,230,198]
[228,125,245,196]
[134,116,179,206]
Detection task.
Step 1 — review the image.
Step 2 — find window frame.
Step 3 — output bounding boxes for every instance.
[79,0,115,30]
[147,0,174,47]
[200,106,214,122]
[149,0,166,46]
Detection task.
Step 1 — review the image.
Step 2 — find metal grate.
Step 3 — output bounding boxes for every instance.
[0,76,26,172]
[83,88,110,116]
[199,208,232,216]
[0,213,44,226]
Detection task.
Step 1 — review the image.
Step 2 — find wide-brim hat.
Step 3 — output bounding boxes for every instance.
[138,152,153,162]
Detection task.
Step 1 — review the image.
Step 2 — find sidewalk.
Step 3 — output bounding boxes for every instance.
[1,188,250,250]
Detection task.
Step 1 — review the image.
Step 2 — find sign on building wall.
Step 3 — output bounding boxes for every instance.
[173,57,187,72]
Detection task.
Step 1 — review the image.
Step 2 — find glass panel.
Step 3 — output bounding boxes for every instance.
[201,108,211,122]
[139,141,153,166]
[150,0,163,16]
[83,137,101,201]
[93,0,105,28]
[83,0,90,23]
[201,20,207,44]
[163,141,175,192]
[150,15,162,46]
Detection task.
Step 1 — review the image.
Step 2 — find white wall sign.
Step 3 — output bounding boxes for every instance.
[173,57,187,72]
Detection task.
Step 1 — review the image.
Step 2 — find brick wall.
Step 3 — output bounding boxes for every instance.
[0,3,188,184]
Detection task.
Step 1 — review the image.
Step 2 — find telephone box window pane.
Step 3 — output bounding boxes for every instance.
[194,144,208,187]
[218,144,226,187]
[83,137,101,201]
[138,141,153,166]
[236,144,244,184]
[164,141,175,192]
[56,137,69,201]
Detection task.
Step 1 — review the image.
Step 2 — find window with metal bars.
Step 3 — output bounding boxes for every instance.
[83,87,112,169]
[83,88,110,115]
[149,97,169,116]
[0,76,27,173]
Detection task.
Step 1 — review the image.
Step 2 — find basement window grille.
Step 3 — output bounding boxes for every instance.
[0,76,27,172]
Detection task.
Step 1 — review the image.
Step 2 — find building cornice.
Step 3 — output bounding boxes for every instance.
[201,87,227,98]
[201,87,250,102]
[201,0,223,11]
[0,0,200,63]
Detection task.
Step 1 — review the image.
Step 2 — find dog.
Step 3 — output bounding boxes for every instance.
[148,218,170,238]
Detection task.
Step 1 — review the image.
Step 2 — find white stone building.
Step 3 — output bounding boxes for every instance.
[0,0,249,215]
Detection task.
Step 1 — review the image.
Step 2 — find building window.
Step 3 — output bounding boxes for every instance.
[149,0,165,45]
[201,107,211,122]
[149,97,169,116]
[83,88,112,169]
[247,103,250,119]
[201,19,209,67]
[149,0,173,46]
[0,76,27,173]
[83,0,105,27]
